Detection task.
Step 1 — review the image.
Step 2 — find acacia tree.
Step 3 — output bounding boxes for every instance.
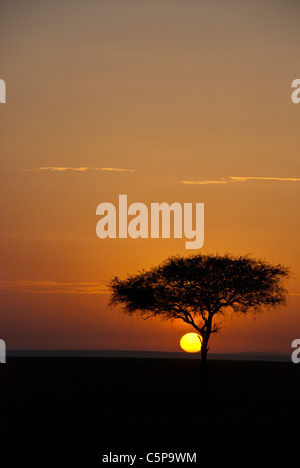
[109,253,289,382]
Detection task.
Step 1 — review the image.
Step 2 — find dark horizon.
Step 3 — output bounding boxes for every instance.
[5,348,291,362]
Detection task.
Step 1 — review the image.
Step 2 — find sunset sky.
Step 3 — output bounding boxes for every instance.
[1,0,300,354]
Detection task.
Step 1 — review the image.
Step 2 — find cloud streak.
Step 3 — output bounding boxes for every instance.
[22,167,135,173]
[182,176,300,185]
[0,280,110,294]
[182,179,228,185]
[229,176,300,182]
[1,280,299,297]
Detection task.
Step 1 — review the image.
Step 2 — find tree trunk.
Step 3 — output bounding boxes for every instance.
[200,346,208,383]
[199,334,209,394]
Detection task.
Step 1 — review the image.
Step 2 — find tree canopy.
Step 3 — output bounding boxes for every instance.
[109,253,289,334]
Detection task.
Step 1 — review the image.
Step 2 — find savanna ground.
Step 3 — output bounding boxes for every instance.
[1,357,299,454]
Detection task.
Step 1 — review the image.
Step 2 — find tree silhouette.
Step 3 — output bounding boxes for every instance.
[109,253,289,384]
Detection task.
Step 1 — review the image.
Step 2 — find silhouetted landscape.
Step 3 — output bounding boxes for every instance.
[1,356,300,451]
[2,2,300,462]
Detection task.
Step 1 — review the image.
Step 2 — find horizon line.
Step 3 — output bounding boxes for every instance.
[5,349,291,362]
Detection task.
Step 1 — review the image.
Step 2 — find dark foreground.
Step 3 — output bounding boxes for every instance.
[1,357,299,452]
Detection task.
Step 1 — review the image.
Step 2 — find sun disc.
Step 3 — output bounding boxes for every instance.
[180,332,202,353]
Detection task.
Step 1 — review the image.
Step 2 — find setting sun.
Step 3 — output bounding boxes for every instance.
[180,333,202,353]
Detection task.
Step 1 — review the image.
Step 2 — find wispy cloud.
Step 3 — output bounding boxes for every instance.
[182,176,300,185]
[182,179,228,185]
[22,167,135,173]
[229,176,300,182]
[1,280,298,297]
[0,280,110,294]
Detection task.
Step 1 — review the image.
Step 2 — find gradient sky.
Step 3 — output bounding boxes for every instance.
[1,0,300,354]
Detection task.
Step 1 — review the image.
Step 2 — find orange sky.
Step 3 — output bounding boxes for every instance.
[1,0,300,354]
